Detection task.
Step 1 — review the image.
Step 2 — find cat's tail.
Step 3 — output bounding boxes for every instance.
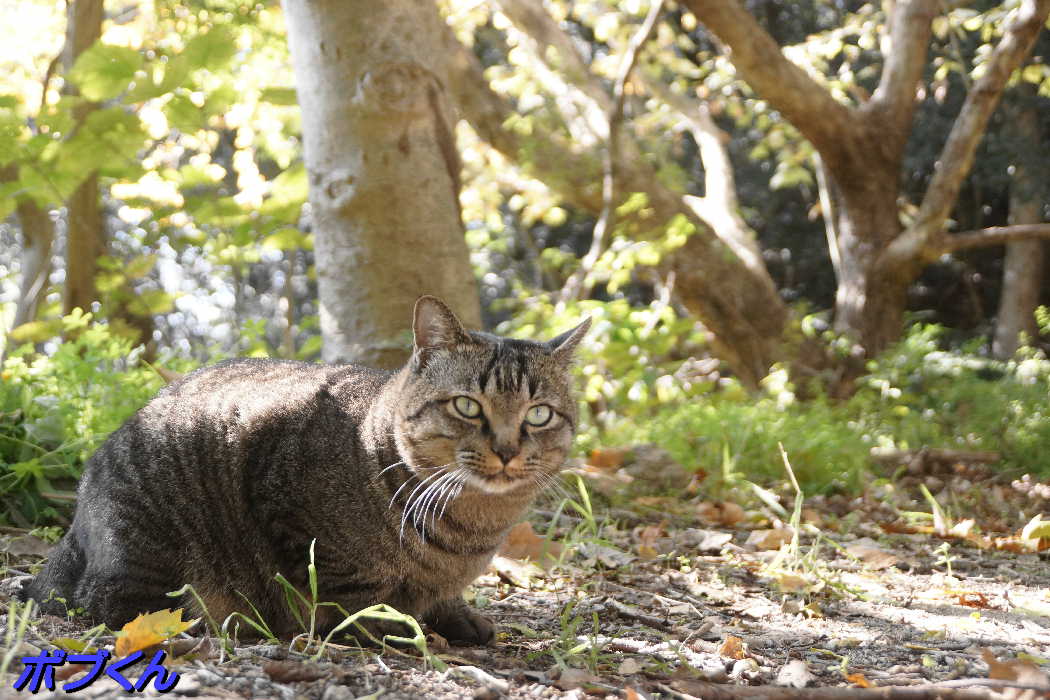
[20,530,85,616]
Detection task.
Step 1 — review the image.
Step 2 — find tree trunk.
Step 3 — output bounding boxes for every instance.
[282,0,481,369]
[13,200,55,330]
[831,171,915,355]
[61,0,105,317]
[993,84,1045,358]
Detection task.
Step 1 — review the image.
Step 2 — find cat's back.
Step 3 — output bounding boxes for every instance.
[146,358,391,429]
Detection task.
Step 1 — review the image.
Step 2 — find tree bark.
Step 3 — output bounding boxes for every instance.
[993,84,1045,358]
[282,0,481,369]
[684,0,1049,359]
[13,200,55,330]
[61,0,105,317]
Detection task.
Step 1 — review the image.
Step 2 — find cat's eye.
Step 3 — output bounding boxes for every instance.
[524,404,553,427]
[452,396,482,419]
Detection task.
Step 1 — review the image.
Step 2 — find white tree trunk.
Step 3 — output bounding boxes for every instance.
[993,85,1045,358]
[283,0,481,369]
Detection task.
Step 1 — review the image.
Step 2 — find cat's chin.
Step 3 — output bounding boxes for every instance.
[464,471,533,495]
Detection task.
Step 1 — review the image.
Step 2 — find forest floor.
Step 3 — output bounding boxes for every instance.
[2,448,1050,700]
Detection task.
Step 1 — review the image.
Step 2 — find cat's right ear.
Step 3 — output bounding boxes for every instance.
[412,296,473,370]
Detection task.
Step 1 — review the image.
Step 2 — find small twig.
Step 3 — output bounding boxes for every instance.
[604,597,672,631]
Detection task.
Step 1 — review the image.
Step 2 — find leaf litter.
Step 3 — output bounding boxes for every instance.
[1,450,1049,699]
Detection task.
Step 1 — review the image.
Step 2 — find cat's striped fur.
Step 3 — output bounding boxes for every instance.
[24,296,588,644]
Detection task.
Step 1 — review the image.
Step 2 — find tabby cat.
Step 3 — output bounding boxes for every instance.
[24,296,588,645]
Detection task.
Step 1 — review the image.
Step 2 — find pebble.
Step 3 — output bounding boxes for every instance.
[321,685,355,700]
[169,673,201,696]
[191,668,222,686]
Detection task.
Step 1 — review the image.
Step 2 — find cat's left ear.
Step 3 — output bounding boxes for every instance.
[412,296,473,369]
[547,317,591,362]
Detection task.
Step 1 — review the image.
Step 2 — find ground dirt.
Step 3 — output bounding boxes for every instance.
[2,453,1049,700]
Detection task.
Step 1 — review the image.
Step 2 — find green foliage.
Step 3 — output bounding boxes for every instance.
[0,312,172,525]
[623,323,1050,493]
[68,43,144,101]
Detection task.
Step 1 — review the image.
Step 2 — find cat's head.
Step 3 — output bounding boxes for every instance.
[392,296,589,495]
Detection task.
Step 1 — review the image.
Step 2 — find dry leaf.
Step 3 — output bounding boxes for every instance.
[697,501,746,526]
[499,521,563,565]
[981,648,1050,694]
[262,660,326,683]
[746,528,793,550]
[845,672,872,688]
[555,667,603,690]
[774,573,813,593]
[956,592,994,609]
[949,518,976,537]
[115,608,198,656]
[717,635,748,660]
[588,447,628,471]
[1021,513,1050,542]
[637,544,659,560]
[680,528,733,553]
[618,658,643,675]
[775,659,815,688]
[846,539,900,570]
[489,555,543,588]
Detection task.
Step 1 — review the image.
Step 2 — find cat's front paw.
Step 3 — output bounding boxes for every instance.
[427,601,495,646]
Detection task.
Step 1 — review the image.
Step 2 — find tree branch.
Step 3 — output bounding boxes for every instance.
[940,224,1050,253]
[439,18,788,388]
[494,0,612,112]
[864,0,939,145]
[679,0,860,170]
[885,0,1050,266]
[560,0,664,305]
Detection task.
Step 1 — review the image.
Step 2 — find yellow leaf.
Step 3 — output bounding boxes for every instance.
[115,608,199,656]
[1021,513,1050,542]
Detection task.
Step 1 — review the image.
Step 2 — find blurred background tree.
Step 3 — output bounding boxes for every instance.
[2,0,1050,525]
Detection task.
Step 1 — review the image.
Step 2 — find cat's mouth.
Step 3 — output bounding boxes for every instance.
[466,469,531,494]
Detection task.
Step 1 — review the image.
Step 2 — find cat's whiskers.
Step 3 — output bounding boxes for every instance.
[415,468,466,543]
[388,462,451,509]
[437,476,467,521]
[401,467,460,544]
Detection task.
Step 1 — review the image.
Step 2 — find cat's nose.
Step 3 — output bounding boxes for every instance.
[493,445,519,465]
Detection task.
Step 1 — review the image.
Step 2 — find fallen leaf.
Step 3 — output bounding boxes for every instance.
[576,542,636,568]
[774,573,814,593]
[115,609,198,656]
[981,648,1050,692]
[1021,513,1050,542]
[51,637,94,653]
[488,555,543,588]
[949,518,976,537]
[717,635,748,660]
[845,672,872,688]
[679,528,733,553]
[618,657,643,675]
[499,521,563,565]
[956,592,994,609]
[775,659,815,688]
[846,539,900,570]
[588,447,628,470]
[697,501,746,526]
[554,667,603,691]
[262,660,326,683]
[746,528,793,550]
[637,544,659,560]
